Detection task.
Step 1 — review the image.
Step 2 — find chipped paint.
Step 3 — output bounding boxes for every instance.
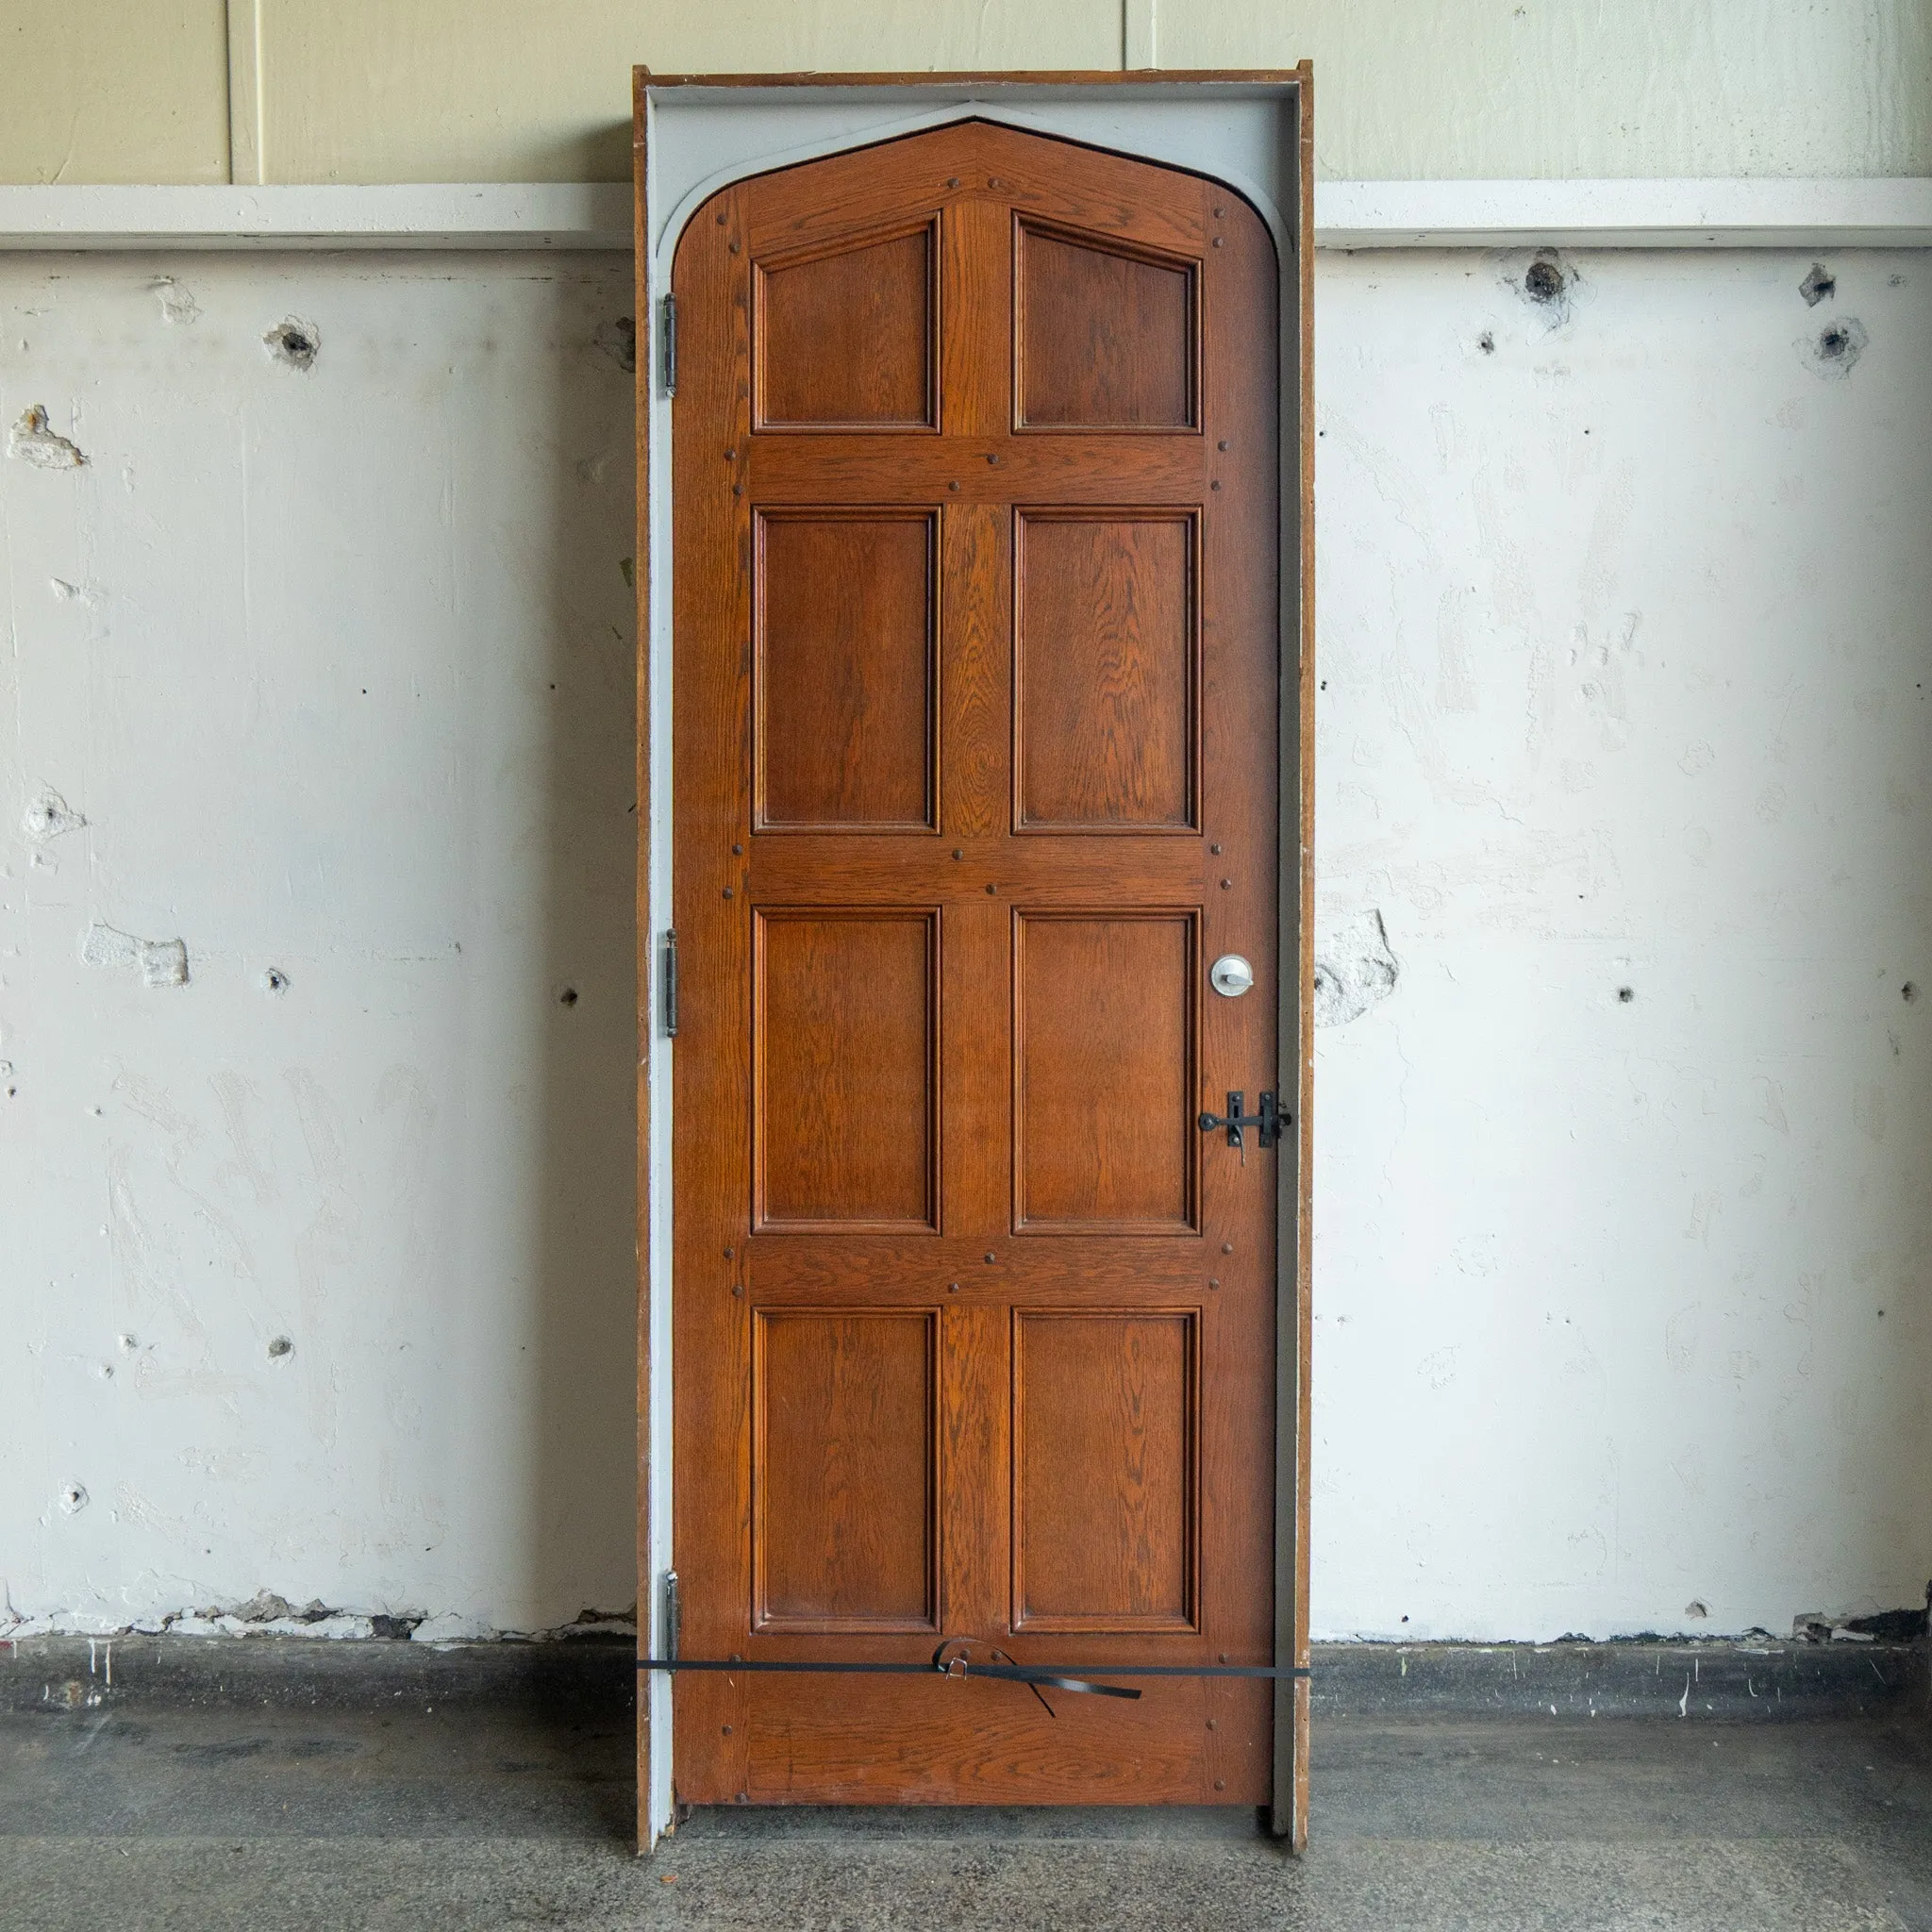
[148,276,200,324]
[1314,910,1400,1028]
[22,787,85,841]
[80,923,189,988]
[8,404,86,468]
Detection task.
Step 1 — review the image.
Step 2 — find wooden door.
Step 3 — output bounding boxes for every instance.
[671,119,1280,1808]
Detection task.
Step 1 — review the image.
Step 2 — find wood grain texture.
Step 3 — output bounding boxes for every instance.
[755,218,938,431]
[754,1308,939,1630]
[1015,510,1197,832]
[1017,221,1197,430]
[1013,1309,1198,1631]
[756,508,938,832]
[1013,912,1198,1233]
[668,115,1286,1814]
[754,909,938,1231]
[670,165,758,1807]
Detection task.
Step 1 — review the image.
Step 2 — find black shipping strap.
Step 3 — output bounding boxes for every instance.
[636,1639,1312,1713]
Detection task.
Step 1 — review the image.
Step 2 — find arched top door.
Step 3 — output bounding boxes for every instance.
[666,116,1290,1818]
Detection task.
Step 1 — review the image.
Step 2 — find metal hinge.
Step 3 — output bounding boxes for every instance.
[660,293,677,396]
[662,929,678,1037]
[663,1571,681,1662]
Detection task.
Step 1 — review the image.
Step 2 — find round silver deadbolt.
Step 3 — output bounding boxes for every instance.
[1209,954,1255,998]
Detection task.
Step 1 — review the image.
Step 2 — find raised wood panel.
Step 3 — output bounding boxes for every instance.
[755,910,939,1231]
[1015,220,1197,432]
[755,1308,939,1630]
[742,1673,1254,1803]
[1015,509,1197,832]
[756,218,939,431]
[756,509,938,832]
[1013,1310,1198,1632]
[1013,912,1197,1234]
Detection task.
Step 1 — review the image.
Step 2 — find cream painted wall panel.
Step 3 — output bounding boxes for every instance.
[0,0,230,185]
[1167,0,1932,180]
[256,0,1126,184]
[2,0,1924,184]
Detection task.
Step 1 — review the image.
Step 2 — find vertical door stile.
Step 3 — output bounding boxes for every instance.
[939,179,1017,1642]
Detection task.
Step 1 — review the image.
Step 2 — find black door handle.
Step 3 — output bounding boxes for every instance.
[1198,1091,1285,1151]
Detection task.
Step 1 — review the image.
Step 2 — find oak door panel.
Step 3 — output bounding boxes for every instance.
[1013,1309,1198,1632]
[1016,220,1198,430]
[754,909,939,1231]
[755,218,940,431]
[1014,911,1198,1234]
[756,508,939,832]
[743,1674,1234,1803]
[673,118,1281,1812]
[754,1308,940,1631]
[1014,509,1197,832]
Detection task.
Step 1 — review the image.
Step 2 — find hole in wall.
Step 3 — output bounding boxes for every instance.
[1524,258,1566,304]
[1802,317,1867,379]
[1799,263,1836,307]
[264,319,320,371]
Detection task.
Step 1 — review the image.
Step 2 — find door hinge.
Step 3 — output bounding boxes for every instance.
[1198,1090,1284,1153]
[663,1570,681,1662]
[662,928,678,1037]
[660,293,677,396]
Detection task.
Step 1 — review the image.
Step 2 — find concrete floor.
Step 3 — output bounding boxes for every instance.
[7,1665,1932,1929]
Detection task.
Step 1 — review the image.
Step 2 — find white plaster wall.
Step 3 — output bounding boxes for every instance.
[1,254,641,1637]
[4,243,1928,1642]
[1313,247,1932,1640]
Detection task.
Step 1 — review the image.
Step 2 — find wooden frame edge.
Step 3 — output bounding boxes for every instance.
[1270,56,1317,1855]
[632,59,655,1858]
[638,68,1309,91]
[635,62,1315,1855]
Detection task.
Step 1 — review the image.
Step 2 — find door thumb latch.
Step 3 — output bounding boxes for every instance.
[1198,1091,1284,1154]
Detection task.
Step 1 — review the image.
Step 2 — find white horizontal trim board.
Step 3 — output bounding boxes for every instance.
[1317,175,1932,249]
[0,183,637,250]
[0,178,1926,251]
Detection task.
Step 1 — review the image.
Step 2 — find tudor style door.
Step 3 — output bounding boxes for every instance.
[671,119,1280,1807]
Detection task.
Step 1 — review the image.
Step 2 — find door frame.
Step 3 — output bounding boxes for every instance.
[633,66,1315,1852]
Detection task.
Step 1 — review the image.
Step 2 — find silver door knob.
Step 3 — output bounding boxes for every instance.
[1209,954,1255,998]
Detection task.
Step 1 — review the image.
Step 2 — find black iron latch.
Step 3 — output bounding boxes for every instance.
[1198,1090,1284,1154]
